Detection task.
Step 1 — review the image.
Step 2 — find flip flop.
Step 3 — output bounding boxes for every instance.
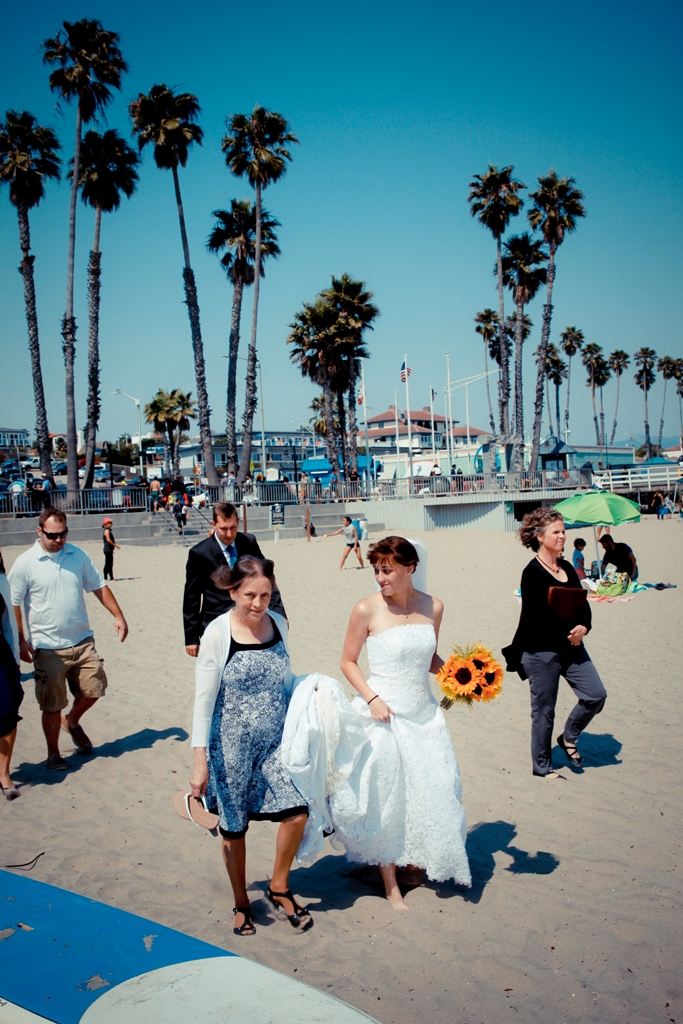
[173,791,219,831]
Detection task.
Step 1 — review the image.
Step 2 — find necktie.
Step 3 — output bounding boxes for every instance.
[226,543,237,568]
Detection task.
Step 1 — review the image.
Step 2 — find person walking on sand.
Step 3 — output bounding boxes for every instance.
[503,507,607,779]
[183,502,286,657]
[9,508,128,771]
[189,556,311,936]
[324,516,364,570]
[0,549,23,799]
[102,518,120,581]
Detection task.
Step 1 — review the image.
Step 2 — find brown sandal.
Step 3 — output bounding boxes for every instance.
[61,717,93,754]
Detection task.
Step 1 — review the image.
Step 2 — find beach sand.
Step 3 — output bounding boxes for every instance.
[1,517,681,1024]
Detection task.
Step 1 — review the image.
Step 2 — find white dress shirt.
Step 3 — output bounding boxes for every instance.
[9,541,105,650]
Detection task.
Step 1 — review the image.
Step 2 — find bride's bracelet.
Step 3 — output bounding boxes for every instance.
[367,695,379,705]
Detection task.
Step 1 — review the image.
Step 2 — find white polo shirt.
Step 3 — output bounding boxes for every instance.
[9,541,105,650]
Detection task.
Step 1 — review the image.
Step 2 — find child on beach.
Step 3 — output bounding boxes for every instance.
[324,516,364,570]
[572,537,587,580]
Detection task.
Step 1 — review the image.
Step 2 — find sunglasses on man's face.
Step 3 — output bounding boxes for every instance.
[41,528,68,540]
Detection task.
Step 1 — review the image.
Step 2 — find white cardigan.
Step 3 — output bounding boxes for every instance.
[191,609,292,748]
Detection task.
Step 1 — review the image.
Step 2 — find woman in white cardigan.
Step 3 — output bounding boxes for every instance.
[190,555,312,936]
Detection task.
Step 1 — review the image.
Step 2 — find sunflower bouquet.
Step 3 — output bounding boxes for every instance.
[437,642,504,709]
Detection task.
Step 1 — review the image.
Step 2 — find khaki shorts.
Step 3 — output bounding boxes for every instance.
[33,638,108,713]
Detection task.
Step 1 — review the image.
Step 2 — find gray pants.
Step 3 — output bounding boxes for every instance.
[521,647,607,775]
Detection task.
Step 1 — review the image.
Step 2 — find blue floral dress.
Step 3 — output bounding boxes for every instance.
[206,624,307,838]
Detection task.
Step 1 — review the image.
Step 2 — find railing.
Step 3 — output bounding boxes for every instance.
[0,487,148,517]
[594,465,682,492]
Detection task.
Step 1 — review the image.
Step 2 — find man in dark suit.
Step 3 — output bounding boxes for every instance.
[183,502,286,656]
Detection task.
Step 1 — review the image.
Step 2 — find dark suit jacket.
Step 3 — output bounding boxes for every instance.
[182,531,286,645]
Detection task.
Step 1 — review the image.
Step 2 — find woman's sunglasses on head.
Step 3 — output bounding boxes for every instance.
[41,528,68,540]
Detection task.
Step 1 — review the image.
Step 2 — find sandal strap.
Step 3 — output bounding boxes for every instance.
[268,887,307,915]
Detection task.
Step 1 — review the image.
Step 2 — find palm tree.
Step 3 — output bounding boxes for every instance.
[42,19,127,491]
[594,356,611,448]
[74,129,138,488]
[535,341,558,436]
[207,201,280,475]
[474,309,499,434]
[559,327,584,441]
[501,233,548,468]
[320,274,379,474]
[633,348,657,459]
[287,299,341,475]
[527,171,585,469]
[0,110,61,482]
[222,107,298,483]
[309,393,339,437]
[167,389,197,476]
[656,355,678,452]
[607,349,630,445]
[468,165,525,441]
[144,389,173,477]
[672,359,683,449]
[582,343,604,445]
[129,84,219,486]
[547,347,568,439]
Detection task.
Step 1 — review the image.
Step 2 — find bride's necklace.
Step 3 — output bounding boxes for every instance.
[537,554,561,575]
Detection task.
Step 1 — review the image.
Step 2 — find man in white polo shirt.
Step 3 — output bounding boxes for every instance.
[9,508,128,771]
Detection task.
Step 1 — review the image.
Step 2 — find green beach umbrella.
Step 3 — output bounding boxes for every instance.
[553,491,641,527]
[554,491,640,567]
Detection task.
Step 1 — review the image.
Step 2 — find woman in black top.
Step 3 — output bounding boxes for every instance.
[503,507,606,778]
[102,518,120,581]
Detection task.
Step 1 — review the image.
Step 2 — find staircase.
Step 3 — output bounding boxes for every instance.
[0,506,384,550]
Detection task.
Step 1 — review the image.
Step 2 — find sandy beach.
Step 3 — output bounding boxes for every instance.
[1,517,681,1024]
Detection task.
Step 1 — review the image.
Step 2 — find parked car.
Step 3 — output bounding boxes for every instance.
[51,461,68,475]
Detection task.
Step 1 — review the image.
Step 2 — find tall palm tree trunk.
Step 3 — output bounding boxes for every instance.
[346,357,359,474]
[337,391,349,477]
[555,382,561,439]
[643,390,652,459]
[17,203,53,482]
[512,300,525,469]
[609,373,621,445]
[226,278,244,475]
[496,235,509,439]
[171,162,218,486]
[564,356,572,442]
[64,106,82,492]
[529,245,556,470]
[321,376,340,474]
[83,207,102,490]
[238,180,262,484]
[599,388,606,449]
[483,342,496,434]
[657,378,668,452]
[546,375,555,436]
[590,376,600,445]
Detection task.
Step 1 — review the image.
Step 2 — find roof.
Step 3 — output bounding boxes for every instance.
[539,437,577,456]
[367,406,447,425]
[447,425,491,438]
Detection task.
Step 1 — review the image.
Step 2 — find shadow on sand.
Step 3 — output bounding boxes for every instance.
[253,819,560,914]
[553,732,622,772]
[12,726,188,787]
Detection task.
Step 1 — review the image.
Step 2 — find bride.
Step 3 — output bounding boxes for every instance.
[283,536,471,909]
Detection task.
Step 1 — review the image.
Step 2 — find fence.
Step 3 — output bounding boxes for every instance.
[594,464,682,492]
[0,487,148,518]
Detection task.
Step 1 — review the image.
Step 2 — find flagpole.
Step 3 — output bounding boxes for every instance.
[394,389,401,481]
[446,351,454,470]
[361,359,372,490]
[404,353,413,485]
[430,388,436,459]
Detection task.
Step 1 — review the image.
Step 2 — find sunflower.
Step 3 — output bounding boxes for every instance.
[480,662,504,691]
[438,656,480,698]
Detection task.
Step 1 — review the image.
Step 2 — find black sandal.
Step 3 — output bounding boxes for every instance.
[233,906,256,936]
[557,734,583,768]
[267,887,313,931]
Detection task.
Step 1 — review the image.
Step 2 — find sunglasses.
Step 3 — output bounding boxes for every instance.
[41,528,68,540]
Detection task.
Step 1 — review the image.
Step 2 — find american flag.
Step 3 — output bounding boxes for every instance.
[431,387,438,401]
[398,409,407,424]
[400,361,412,383]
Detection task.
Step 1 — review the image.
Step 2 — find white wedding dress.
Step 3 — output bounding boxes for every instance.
[282,622,471,885]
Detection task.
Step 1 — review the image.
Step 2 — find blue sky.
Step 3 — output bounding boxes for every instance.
[1,0,681,450]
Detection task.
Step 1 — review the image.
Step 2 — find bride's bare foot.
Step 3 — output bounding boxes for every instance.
[379,863,410,910]
[386,887,411,911]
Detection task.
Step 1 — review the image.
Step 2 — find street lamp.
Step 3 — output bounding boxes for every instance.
[111,389,144,478]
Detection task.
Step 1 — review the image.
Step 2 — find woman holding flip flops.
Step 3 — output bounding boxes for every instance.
[186,555,312,937]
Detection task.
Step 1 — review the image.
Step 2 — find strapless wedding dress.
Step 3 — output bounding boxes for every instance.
[282,623,471,885]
